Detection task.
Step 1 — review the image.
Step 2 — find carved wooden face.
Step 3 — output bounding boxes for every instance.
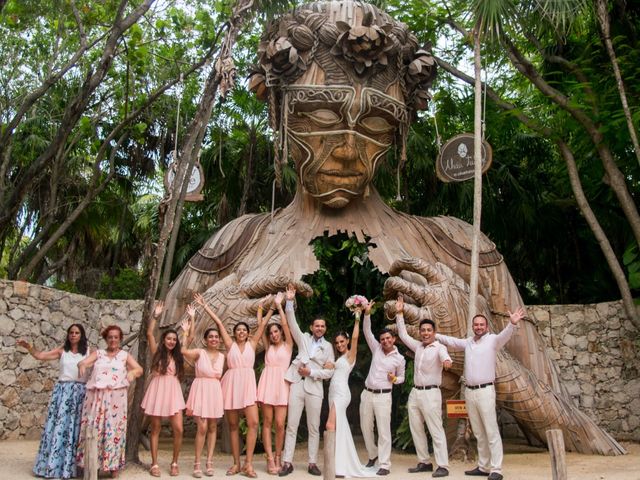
[285,82,407,208]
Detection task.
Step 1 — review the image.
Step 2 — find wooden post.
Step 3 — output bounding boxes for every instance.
[323,430,336,480]
[546,429,567,480]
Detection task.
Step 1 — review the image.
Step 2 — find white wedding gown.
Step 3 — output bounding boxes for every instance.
[328,355,377,478]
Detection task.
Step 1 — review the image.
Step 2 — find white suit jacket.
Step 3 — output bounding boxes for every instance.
[284,302,334,397]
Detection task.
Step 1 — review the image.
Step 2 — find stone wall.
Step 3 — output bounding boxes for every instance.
[0,280,142,439]
[1,280,638,442]
[531,301,640,441]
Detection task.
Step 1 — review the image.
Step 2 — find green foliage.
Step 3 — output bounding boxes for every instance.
[623,243,640,295]
[97,268,145,300]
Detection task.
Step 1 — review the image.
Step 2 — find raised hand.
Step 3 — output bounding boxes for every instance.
[285,283,296,301]
[395,295,404,314]
[193,292,206,307]
[364,300,374,316]
[274,291,285,308]
[508,307,526,325]
[153,300,165,318]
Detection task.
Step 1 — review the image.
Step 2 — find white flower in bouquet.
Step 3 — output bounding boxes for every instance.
[345,295,368,318]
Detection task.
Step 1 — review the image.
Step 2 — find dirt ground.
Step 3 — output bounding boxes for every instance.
[1,438,638,480]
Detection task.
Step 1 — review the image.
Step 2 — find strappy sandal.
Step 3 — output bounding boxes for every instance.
[150,464,161,477]
[274,455,281,470]
[266,455,278,475]
[170,463,179,477]
[205,460,215,477]
[226,464,240,476]
[193,461,203,478]
[241,464,257,478]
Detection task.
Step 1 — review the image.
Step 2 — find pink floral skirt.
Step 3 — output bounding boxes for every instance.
[76,387,128,473]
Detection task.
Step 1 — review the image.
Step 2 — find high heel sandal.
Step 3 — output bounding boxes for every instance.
[170,463,179,477]
[266,455,278,475]
[241,463,257,478]
[205,460,215,477]
[274,455,281,470]
[226,464,240,476]
[149,464,161,477]
[193,462,203,478]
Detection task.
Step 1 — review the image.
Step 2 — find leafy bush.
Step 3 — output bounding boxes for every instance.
[97,267,145,299]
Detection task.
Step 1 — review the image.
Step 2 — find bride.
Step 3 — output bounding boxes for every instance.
[325,298,376,478]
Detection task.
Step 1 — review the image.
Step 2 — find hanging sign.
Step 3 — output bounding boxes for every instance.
[164,160,205,202]
[436,133,493,183]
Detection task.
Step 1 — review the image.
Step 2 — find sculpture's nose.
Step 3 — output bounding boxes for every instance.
[332,133,357,162]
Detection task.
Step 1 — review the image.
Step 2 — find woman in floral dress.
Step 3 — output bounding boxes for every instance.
[76,325,143,478]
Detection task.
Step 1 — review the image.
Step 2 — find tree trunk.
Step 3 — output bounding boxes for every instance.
[468,25,483,332]
[596,0,640,167]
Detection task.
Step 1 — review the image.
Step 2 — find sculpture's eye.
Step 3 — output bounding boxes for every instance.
[302,109,341,126]
[360,116,394,134]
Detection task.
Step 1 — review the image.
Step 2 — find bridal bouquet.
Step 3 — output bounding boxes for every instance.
[345,295,368,318]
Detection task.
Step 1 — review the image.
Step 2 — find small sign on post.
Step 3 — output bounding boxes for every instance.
[446,399,468,418]
[436,133,492,183]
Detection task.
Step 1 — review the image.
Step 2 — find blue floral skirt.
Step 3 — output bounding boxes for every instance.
[33,381,86,479]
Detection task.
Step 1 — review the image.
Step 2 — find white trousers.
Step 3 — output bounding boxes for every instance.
[466,385,502,474]
[359,390,392,469]
[408,388,449,468]
[282,380,323,464]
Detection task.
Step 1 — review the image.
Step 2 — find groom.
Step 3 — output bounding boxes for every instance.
[280,285,335,477]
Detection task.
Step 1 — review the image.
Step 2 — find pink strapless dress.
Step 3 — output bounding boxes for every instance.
[221,343,256,410]
[141,359,185,417]
[186,349,224,419]
[257,344,292,406]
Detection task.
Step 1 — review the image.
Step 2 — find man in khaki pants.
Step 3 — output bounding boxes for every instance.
[395,296,452,478]
[360,303,405,476]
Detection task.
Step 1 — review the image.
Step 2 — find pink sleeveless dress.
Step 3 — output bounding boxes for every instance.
[141,358,185,417]
[220,342,256,410]
[186,349,224,418]
[257,343,292,406]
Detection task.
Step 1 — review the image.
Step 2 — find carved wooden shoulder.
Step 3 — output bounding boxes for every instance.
[416,215,503,267]
[188,213,273,274]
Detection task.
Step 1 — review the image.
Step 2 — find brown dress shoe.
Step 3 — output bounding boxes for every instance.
[432,467,449,478]
[376,468,390,476]
[365,457,378,468]
[307,464,321,476]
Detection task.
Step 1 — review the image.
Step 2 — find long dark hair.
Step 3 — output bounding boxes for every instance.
[150,329,184,380]
[64,324,88,355]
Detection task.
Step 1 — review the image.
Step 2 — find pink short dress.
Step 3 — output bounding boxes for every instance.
[257,343,292,406]
[220,342,256,410]
[186,349,224,419]
[141,358,185,417]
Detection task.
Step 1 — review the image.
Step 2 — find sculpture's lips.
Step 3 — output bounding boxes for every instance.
[318,169,363,177]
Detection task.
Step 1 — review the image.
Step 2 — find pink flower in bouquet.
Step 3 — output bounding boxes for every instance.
[345,295,369,313]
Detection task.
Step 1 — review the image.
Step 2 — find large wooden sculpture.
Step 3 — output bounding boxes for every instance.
[162,1,624,455]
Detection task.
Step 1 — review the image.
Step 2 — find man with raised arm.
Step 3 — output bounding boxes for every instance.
[395,296,452,478]
[280,285,335,477]
[436,308,526,480]
[360,302,406,476]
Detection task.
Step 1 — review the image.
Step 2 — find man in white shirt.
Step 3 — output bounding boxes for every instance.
[436,308,525,480]
[280,286,335,477]
[360,304,406,476]
[395,296,452,478]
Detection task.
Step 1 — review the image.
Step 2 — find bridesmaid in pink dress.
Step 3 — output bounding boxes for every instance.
[196,293,272,478]
[256,292,292,474]
[141,302,186,477]
[181,298,225,478]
